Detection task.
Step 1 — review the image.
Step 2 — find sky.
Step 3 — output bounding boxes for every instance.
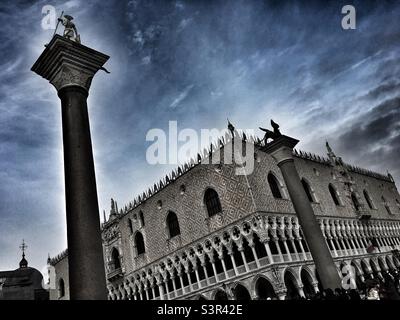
[0,0,399,272]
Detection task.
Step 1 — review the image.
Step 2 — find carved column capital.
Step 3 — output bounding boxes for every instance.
[31,35,109,94]
[51,64,94,92]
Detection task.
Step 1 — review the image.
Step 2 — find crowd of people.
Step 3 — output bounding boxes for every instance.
[301,270,400,300]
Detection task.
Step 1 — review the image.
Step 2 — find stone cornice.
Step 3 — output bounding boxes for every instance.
[31,35,109,92]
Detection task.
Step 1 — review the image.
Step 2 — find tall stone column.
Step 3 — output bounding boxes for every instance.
[263,135,341,290]
[31,35,109,299]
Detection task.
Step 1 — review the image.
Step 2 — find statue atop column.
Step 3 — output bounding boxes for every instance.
[259,119,281,145]
[58,14,81,43]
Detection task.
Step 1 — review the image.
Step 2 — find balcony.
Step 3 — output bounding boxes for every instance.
[108,212,400,300]
[107,266,123,281]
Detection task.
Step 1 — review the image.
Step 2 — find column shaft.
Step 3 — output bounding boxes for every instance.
[277,159,341,290]
[59,86,107,299]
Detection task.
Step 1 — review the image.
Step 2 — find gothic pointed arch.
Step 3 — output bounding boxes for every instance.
[328,184,341,206]
[381,196,392,215]
[128,218,133,234]
[351,192,361,211]
[139,210,145,227]
[301,178,316,203]
[204,188,222,217]
[267,172,284,199]
[233,283,251,301]
[134,231,146,255]
[167,211,181,238]
[300,269,315,299]
[111,247,121,270]
[363,190,374,210]
[284,269,300,300]
[254,276,277,300]
[58,278,65,298]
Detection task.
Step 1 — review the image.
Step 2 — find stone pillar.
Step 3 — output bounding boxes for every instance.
[177,271,185,294]
[201,262,210,285]
[274,239,284,262]
[263,135,341,290]
[218,253,229,279]
[263,241,274,264]
[171,275,178,292]
[227,247,239,275]
[210,259,219,282]
[151,286,156,300]
[31,35,109,299]
[238,247,250,272]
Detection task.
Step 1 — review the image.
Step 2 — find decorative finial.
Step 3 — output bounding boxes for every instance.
[110,198,116,215]
[326,141,335,155]
[227,118,235,136]
[326,141,338,165]
[19,239,28,268]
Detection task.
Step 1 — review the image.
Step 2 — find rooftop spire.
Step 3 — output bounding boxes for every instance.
[19,239,28,268]
[326,141,336,157]
[227,118,235,136]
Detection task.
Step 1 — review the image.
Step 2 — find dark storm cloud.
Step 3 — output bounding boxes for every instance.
[360,80,400,101]
[0,0,399,270]
[329,96,400,181]
[339,97,400,151]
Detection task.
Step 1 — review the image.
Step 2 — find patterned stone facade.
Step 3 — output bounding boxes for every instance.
[48,138,400,300]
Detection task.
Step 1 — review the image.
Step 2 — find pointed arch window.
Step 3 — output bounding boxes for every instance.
[268,173,283,199]
[135,232,145,255]
[351,193,360,211]
[128,218,133,234]
[363,190,374,210]
[301,178,316,203]
[58,278,65,298]
[328,184,340,206]
[204,188,222,217]
[139,210,145,227]
[382,196,392,215]
[111,248,121,270]
[167,211,181,238]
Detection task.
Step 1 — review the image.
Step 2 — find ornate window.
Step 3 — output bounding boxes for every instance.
[351,193,360,211]
[111,248,121,270]
[139,210,145,227]
[268,173,283,199]
[363,190,374,210]
[167,211,181,238]
[301,178,316,203]
[328,184,340,206]
[58,278,65,298]
[135,232,145,255]
[382,196,392,215]
[204,188,222,217]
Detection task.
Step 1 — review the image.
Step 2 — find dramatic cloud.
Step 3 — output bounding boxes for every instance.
[0,0,399,271]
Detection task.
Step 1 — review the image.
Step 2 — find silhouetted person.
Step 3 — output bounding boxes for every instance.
[324,288,337,300]
[349,289,361,301]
